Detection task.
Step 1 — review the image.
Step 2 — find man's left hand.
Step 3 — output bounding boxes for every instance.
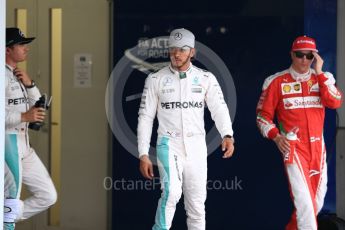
[222,138,235,158]
[312,52,324,75]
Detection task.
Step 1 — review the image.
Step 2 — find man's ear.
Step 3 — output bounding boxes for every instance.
[290,51,294,60]
[190,48,196,58]
[6,47,12,55]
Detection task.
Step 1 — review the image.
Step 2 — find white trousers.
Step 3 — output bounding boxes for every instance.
[4,134,57,222]
[153,135,207,230]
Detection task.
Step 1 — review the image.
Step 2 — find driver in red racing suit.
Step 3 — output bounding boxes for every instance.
[256,35,343,230]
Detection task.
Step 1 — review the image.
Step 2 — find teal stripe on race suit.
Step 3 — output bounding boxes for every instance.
[4,223,15,230]
[4,134,20,229]
[153,137,170,230]
[5,134,20,198]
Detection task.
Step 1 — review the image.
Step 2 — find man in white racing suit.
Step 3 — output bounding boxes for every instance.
[137,28,235,230]
[4,27,57,229]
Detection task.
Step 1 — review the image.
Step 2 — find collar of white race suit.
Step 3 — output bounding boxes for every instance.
[5,64,14,72]
[168,63,193,76]
[289,66,312,82]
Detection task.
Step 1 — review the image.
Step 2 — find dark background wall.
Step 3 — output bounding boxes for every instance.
[111,0,337,229]
[304,0,338,212]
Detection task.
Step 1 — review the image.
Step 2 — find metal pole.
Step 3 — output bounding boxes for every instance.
[0,0,7,228]
[336,0,345,220]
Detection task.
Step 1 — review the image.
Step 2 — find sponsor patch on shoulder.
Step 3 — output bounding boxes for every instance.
[310,83,319,93]
[191,87,202,93]
[283,96,323,109]
[11,86,20,91]
[281,82,302,95]
[163,76,173,86]
[192,76,200,85]
[161,88,175,94]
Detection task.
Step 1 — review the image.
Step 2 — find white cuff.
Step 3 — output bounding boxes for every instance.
[323,72,336,85]
[4,199,23,223]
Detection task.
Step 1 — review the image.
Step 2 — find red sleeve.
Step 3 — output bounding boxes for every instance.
[317,72,343,109]
[256,76,280,139]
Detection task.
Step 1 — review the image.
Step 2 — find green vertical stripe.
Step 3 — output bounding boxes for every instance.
[154,137,170,229]
[279,122,287,135]
[3,222,15,230]
[5,134,20,198]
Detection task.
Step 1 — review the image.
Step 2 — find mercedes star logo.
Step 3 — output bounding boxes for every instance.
[174,32,183,40]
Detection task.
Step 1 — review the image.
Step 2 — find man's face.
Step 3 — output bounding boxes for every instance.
[6,44,29,63]
[291,50,314,74]
[169,46,195,71]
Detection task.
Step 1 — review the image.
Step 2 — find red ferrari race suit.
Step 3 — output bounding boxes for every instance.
[256,67,343,230]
